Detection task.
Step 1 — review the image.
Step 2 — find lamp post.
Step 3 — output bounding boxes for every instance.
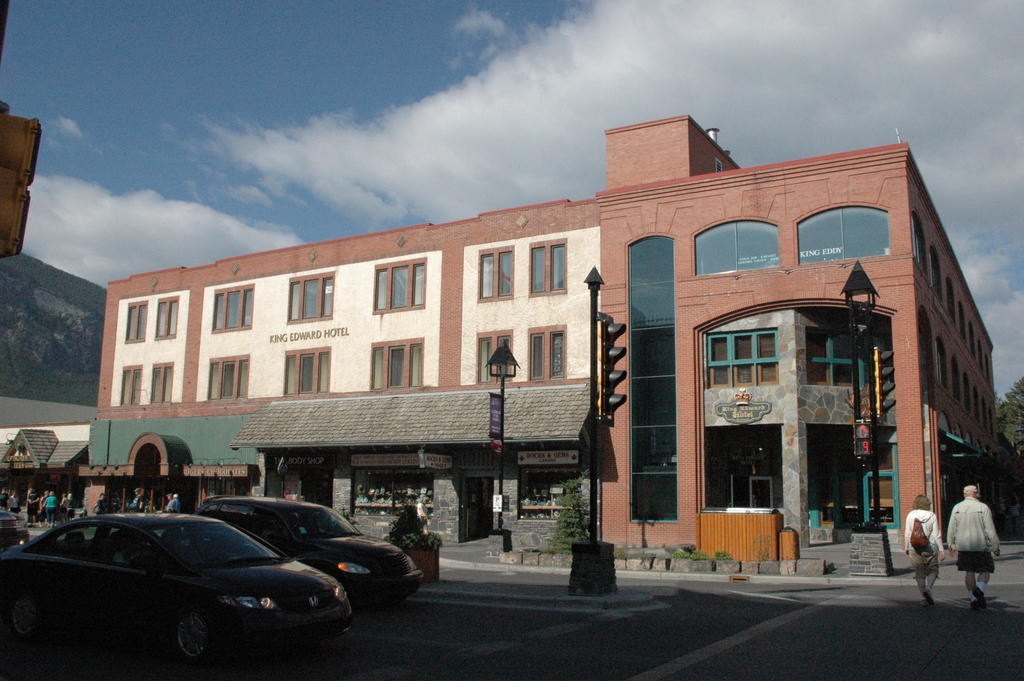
[487,341,518,552]
[841,261,881,529]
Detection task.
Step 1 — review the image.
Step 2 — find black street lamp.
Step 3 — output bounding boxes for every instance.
[487,341,518,552]
[841,261,881,528]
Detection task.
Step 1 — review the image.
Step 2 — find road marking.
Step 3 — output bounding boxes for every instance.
[727,590,799,602]
[624,603,822,681]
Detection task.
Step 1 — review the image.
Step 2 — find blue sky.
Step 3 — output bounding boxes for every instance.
[4,0,1024,395]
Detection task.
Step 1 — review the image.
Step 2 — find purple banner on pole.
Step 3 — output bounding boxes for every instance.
[489,393,503,439]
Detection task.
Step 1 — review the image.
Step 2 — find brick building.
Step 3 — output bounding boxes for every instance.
[88,114,997,547]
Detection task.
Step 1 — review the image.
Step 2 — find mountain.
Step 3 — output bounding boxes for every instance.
[0,254,105,406]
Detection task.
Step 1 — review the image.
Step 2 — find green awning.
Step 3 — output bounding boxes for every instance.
[940,430,982,457]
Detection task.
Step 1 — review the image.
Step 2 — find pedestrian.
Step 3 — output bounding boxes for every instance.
[25,487,39,527]
[904,495,944,606]
[8,492,20,520]
[166,493,181,513]
[947,484,1001,610]
[43,490,59,527]
[59,493,69,522]
[416,496,429,534]
[1008,493,1021,538]
[0,487,8,510]
[129,487,145,512]
[92,493,108,515]
[65,492,76,521]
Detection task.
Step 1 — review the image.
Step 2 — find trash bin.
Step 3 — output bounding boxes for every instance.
[779,527,800,561]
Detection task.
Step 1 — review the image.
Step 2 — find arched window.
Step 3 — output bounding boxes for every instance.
[958,303,965,339]
[962,372,969,406]
[929,247,942,293]
[946,279,955,318]
[912,212,926,269]
[695,221,779,275]
[951,357,961,400]
[972,386,979,419]
[968,323,975,357]
[935,338,947,388]
[797,207,889,264]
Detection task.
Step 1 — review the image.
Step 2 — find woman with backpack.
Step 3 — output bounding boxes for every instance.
[904,494,945,606]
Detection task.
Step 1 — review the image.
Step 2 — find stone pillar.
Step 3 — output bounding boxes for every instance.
[848,527,894,576]
[569,541,617,595]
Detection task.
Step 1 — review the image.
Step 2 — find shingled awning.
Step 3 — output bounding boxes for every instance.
[230,384,590,449]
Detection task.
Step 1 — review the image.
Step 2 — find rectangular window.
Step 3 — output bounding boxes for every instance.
[208,357,250,400]
[284,349,330,395]
[125,303,147,342]
[155,299,179,339]
[529,241,567,294]
[477,333,512,383]
[706,330,778,388]
[518,468,580,519]
[353,469,434,515]
[805,330,855,387]
[288,274,333,322]
[528,328,566,381]
[150,364,174,403]
[371,340,423,390]
[212,286,254,331]
[374,260,426,313]
[479,249,513,300]
[120,367,142,405]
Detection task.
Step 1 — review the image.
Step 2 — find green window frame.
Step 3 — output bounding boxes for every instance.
[707,330,778,388]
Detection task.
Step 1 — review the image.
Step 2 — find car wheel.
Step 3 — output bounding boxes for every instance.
[172,607,214,662]
[7,591,44,640]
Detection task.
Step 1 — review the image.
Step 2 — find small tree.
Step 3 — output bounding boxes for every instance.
[545,476,589,553]
[387,505,442,551]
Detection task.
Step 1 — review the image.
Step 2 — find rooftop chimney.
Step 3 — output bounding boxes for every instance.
[706,127,720,142]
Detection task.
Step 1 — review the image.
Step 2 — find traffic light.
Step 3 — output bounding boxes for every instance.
[0,113,42,257]
[874,347,895,416]
[596,313,627,421]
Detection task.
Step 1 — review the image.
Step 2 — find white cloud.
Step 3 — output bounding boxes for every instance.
[53,116,83,139]
[223,184,273,206]
[454,9,507,38]
[24,175,301,286]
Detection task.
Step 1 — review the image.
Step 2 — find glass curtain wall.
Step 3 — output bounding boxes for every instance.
[629,237,677,521]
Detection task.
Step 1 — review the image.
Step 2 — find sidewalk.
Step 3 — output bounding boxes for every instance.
[435,535,1024,586]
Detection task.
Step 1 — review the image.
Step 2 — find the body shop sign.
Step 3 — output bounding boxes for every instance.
[517,450,579,466]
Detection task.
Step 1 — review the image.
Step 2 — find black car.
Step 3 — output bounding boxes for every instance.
[196,497,421,605]
[0,511,29,552]
[0,514,352,661]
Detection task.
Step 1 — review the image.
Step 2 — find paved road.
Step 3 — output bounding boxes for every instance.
[2,563,1021,681]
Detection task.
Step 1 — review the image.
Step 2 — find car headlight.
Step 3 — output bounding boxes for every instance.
[336,562,371,574]
[333,585,345,600]
[217,595,278,609]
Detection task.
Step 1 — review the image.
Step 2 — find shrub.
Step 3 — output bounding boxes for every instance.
[688,550,711,561]
[670,549,692,560]
[544,476,589,554]
[387,504,443,551]
[713,551,733,561]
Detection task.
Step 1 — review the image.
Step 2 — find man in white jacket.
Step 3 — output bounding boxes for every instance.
[947,485,1001,610]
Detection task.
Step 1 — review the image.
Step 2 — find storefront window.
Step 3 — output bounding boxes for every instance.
[352,469,434,515]
[518,468,579,520]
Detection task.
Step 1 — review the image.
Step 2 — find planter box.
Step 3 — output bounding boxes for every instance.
[797,558,826,576]
[779,560,797,576]
[650,558,670,571]
[740,561,760,575]
[757,561,781,575]
[715,560,740,574]
[626,556,653,571]
[614,558,628,570]
[499,551,523,565]
[405,549,439,583]
[670,559,714,573]
[522,552,541,566]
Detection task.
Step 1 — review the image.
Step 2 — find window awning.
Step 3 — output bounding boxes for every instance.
[230,384,590,449]
[940,430,983,457]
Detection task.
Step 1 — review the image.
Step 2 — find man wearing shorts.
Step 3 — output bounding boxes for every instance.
[947,484,1000,610]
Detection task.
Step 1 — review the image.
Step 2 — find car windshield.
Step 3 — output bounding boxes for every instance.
[283,506,360,539]
[151,521,282,568]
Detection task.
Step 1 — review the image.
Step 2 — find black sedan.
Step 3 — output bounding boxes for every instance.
[0,510,29,552]
[196,496,422,605]
[0,514,352,661]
